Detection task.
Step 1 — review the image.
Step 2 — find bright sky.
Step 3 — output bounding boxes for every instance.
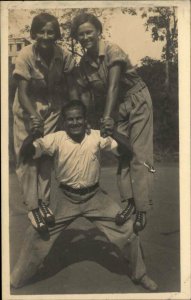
[9,8,165,66]
[107,12,164,66]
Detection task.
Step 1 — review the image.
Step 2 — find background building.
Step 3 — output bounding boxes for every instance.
[8,36,30,64]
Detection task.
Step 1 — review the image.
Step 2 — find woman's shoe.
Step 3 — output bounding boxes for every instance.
[115,198,135,225]
[133,211,147,232]
[39,200,55,227]
[28,208,48,233]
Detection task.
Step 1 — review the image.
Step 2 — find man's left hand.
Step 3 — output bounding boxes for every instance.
[100,117,115,137]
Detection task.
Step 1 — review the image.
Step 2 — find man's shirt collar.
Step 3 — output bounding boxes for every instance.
[65,132,88,144]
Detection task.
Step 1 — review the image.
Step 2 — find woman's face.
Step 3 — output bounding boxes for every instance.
[35,22,56,50]
[77,22,100,51]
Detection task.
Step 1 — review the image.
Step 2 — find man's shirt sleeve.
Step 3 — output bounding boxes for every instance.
[99,133,119,155]
[33,132,59,158]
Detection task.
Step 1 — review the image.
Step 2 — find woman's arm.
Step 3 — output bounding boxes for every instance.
[103,62,122,118]
[66,73,80,101]
[100,63,121,137]
[18,78,43,136]
[18,78,42,119]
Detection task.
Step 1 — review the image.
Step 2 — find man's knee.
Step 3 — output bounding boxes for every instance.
[121,217,134,230]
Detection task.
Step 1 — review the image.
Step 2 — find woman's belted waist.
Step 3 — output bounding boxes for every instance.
[59,182,99,195]
[125,80,147,96]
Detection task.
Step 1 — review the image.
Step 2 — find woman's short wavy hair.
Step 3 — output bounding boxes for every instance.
[30,12,61,40]
[70,13,102,40]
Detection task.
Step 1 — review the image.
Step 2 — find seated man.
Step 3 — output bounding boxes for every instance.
[11,100,158,291]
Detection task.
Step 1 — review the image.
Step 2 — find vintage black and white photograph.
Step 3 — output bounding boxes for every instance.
[1,0,190,299]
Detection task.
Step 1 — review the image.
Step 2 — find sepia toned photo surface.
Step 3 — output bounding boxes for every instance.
[1,1,190,299]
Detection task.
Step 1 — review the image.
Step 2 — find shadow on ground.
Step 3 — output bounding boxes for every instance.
[30,228,128,285]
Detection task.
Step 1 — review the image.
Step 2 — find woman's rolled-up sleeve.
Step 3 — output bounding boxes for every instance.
[106,43,132,70]
[13,48,31,81]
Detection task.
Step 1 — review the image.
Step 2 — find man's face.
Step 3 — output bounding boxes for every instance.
[64,107,86,140]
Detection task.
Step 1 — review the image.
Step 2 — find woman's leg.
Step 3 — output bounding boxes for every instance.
[117,101,133,202]
[13,115,39,210]
[116,155,133,202]
[37,111,61,206]
[37,155,53,206]
[117,86,154,212]
[128,87,154,212]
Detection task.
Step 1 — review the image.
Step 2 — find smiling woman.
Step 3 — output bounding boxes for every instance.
[12,12,77,233]
[71,12,155,231]
[34,22,57,64]
[30,14,61,66]
[77,22,100,51]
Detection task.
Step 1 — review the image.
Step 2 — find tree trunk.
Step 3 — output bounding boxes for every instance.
[71,39,74,55]
[165,17,171,94]
[165,60,170,92]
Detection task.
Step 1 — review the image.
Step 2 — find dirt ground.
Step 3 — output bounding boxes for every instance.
[9,162,180,295]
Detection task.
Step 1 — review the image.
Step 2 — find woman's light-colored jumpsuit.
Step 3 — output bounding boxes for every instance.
[77,40,154,212]
[12,42,75,210]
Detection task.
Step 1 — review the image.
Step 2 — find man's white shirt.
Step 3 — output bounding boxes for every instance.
[33,130,118,188]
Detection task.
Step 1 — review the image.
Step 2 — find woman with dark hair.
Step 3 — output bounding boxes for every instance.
[71,13,155,232]
[12,12,76,232]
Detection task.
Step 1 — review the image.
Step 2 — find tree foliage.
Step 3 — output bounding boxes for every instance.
[123,7,178,62]
[123,7,178,91]
[138,57,178,160]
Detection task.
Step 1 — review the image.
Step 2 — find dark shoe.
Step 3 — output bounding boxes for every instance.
[28,208,48,233]
[115,198,135,226]
[133,211,147,233]
[139,275,158,291]
[39,200,55,227]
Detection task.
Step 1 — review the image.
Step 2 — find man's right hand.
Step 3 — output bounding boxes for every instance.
[30,116,44,138]
[20,135,36,164]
